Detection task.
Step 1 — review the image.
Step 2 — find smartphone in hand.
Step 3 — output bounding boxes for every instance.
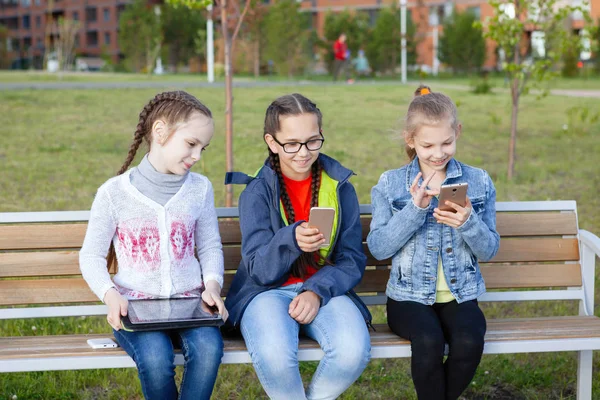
[438,183,468,212]
[308,207,335,248]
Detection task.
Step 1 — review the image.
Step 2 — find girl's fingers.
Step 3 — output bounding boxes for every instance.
[410,172,422,191]
[289,301,306,319]
[288,296,299,314]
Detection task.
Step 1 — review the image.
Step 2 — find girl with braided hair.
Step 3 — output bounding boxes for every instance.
[224,93,372,400]
[79,90,226,400]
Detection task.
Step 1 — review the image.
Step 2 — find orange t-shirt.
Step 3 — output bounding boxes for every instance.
[281,174,317,286]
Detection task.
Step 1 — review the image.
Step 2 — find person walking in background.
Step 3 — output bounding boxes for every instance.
[352,49,371,78]
[332,33,353,83]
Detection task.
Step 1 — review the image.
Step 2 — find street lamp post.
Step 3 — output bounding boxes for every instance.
[154,5,164,75]
[206,3,214,82]
[400,0,407,84]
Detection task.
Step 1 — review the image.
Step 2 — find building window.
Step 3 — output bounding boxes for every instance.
[36,37,42,47]
[23,15,30,29]
[73,11,78,21]
[86,31,98,47]
[21,0,31,7]
[23,36,31,49]
[104,32,110,45]
[35,15,40,27]
[103,8,110,21]
[35,0,40,5]
[466,6,480,20]
[74,34,79,47]
[85,7,97,22]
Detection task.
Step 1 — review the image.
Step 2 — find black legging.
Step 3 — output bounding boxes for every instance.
[387,298,486,400]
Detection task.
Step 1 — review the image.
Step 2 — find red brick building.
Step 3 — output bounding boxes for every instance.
[0,0,127,68]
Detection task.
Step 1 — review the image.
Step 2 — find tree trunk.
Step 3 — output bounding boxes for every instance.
[253,37,260,78]
[507,40,520,181]
[221,1,234,207]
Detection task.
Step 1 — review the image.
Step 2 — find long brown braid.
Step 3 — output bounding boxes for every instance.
[264,94,327,278]
[106,90,212,273]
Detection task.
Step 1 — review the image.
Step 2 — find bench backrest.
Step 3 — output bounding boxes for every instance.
[0,201,591,319]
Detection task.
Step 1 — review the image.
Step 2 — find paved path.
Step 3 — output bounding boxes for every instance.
[1,79,600,98]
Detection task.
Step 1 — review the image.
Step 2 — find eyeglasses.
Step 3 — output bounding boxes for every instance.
[270,134,325,154]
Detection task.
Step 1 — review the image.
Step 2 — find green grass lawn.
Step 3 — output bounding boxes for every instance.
[1,83,600,399]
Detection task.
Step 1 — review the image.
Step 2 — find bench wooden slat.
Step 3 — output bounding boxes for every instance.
[482,263,582,288]
[0,279,98,305]
[0,251,80,277]
[3,317,600,361]
[1,210,578,252]
[360,212,578,240]
[0,262,583,307]
[495,212,578,236]
[0,224,88,251]
[488,238,579,263]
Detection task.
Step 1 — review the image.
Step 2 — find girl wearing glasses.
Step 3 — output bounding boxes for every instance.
[224,93,372,400]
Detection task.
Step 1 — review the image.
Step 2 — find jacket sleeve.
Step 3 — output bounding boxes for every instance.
[455,172,500,261]
[195,180,225,288]
[79,184,117,302]
[366,172,428,260]
[301,182,366,306]
[239,188,303,286]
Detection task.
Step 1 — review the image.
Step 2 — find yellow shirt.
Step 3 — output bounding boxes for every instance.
[436,256,455,303]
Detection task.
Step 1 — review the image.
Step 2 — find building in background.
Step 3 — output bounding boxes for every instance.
[0,0,127,69]
[300,0,600,71]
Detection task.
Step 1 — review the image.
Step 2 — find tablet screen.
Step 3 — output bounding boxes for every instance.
[127,297,220,324]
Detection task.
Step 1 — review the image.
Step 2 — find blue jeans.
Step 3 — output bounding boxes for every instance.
[240,283,371,400]
[113,326,223,400]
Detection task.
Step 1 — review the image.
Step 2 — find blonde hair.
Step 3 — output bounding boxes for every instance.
[404,85,460,160]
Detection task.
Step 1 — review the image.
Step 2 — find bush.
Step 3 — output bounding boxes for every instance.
[438,9,486,73]
[470,78,493,94]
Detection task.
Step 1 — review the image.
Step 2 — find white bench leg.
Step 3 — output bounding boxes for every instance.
[577,350,593,400]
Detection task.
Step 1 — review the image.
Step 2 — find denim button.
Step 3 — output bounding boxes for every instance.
[450,278,457,284]
[445,248,452,253]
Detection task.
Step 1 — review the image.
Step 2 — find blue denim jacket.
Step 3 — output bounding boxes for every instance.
[367,158,500,305]
[223,154,372,327]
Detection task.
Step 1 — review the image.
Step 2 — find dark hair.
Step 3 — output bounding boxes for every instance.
[404,85,460,160]
[106,90,212,273]
[264,93,328,278]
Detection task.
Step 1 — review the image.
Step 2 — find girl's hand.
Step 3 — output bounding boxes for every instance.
[295,222,325,253]
[202,281,229,322]
[104,288,128,330]
[289,291,321,324]
[433,196,472,228]
[411,172,440,209]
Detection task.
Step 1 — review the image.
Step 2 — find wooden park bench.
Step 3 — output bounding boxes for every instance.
[1,201,600,399]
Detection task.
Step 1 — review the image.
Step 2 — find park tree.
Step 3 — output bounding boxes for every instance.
[367,5,417,74]
[480,0,591,180]
[166,0,250,206]
[243,0,268,77]
[162,4,206,70]
[0,25,9,69]
[263,0,311,78]
[118,0,162,73]
[438,9,486,73]
[55,18,80,71]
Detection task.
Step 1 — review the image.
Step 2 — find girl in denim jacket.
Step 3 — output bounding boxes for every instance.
[224,93,371,400]
[367,85,500,400]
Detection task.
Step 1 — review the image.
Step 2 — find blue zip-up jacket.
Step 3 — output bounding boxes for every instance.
[367,157,500,305]
[223,154,372,327]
